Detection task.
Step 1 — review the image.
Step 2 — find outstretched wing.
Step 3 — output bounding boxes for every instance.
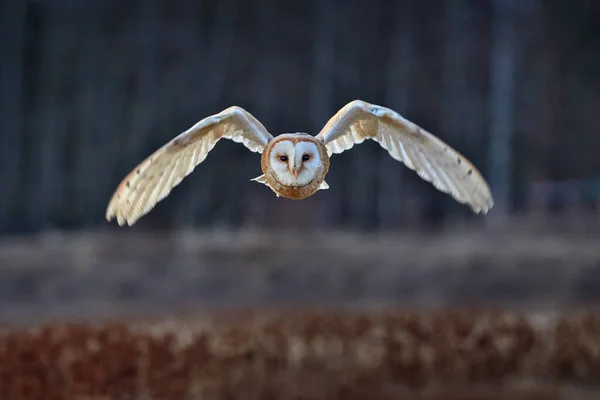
[106,106,274,226]
[315,100,494,214]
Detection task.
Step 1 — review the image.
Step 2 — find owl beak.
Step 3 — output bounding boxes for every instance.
[291,165,301,178]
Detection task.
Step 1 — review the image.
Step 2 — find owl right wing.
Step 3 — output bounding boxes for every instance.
[106,106,274,226]
[315,100,493,214]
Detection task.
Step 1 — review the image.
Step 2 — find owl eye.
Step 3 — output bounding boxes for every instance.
[302,154,310,161]
[279,155,288,162]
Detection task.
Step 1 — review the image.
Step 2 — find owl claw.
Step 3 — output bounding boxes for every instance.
[250,174,267,184]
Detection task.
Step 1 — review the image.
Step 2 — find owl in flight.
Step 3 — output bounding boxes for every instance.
[106,100,494,226]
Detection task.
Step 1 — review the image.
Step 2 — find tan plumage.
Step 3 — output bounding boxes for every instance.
[106,100,493,226]
[315,100,494,214]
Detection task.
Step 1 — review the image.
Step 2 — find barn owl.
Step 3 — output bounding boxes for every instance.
[106,100,494,226]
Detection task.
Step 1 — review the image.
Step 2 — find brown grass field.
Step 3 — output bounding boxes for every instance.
[2,308,600,399]
[1,228,600,399]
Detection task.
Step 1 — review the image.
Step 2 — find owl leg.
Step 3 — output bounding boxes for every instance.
[250,174,268,184]
[251,174,280,197]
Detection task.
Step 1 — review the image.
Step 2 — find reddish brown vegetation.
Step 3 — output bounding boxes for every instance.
[1,308,600,399]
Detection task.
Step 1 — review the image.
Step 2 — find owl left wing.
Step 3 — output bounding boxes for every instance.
[315,100,494,214]
[106,106,274,226]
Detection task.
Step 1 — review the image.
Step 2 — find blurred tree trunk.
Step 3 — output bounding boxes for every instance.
[0,0,26,232]
[338,1,379,230]
[211,0,241,227]
[377,0,414,230]
[101,26,144,227]
[487,0,517,228]
[309,0,335,133]
[73,4,110,226]
[124,0,160,186]
[328,2,360,229]
[110,0,161,229]
[169,0,208,228]
[441,0,472,227]
[172,0,237,228]
[27,7,67,230]
[251,0,278,227]
[309,0,336,227]
[396,0,434,230]
[359,3,385,231]
[523,2,560,221]
[252,0,276,143]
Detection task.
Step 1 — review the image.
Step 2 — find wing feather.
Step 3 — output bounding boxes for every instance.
[106,106,274,226]
[316,100,494,214]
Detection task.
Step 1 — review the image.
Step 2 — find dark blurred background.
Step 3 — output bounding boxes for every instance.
[1,0,600,322]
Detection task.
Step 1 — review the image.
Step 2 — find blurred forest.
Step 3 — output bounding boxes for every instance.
[1,0,600,236]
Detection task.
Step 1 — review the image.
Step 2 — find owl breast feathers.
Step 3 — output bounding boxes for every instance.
[106,100,494,226]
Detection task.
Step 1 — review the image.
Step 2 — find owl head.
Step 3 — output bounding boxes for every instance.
[267,134,324,187]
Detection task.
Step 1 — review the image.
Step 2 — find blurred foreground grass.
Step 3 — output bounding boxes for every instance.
[1,308,600,399]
